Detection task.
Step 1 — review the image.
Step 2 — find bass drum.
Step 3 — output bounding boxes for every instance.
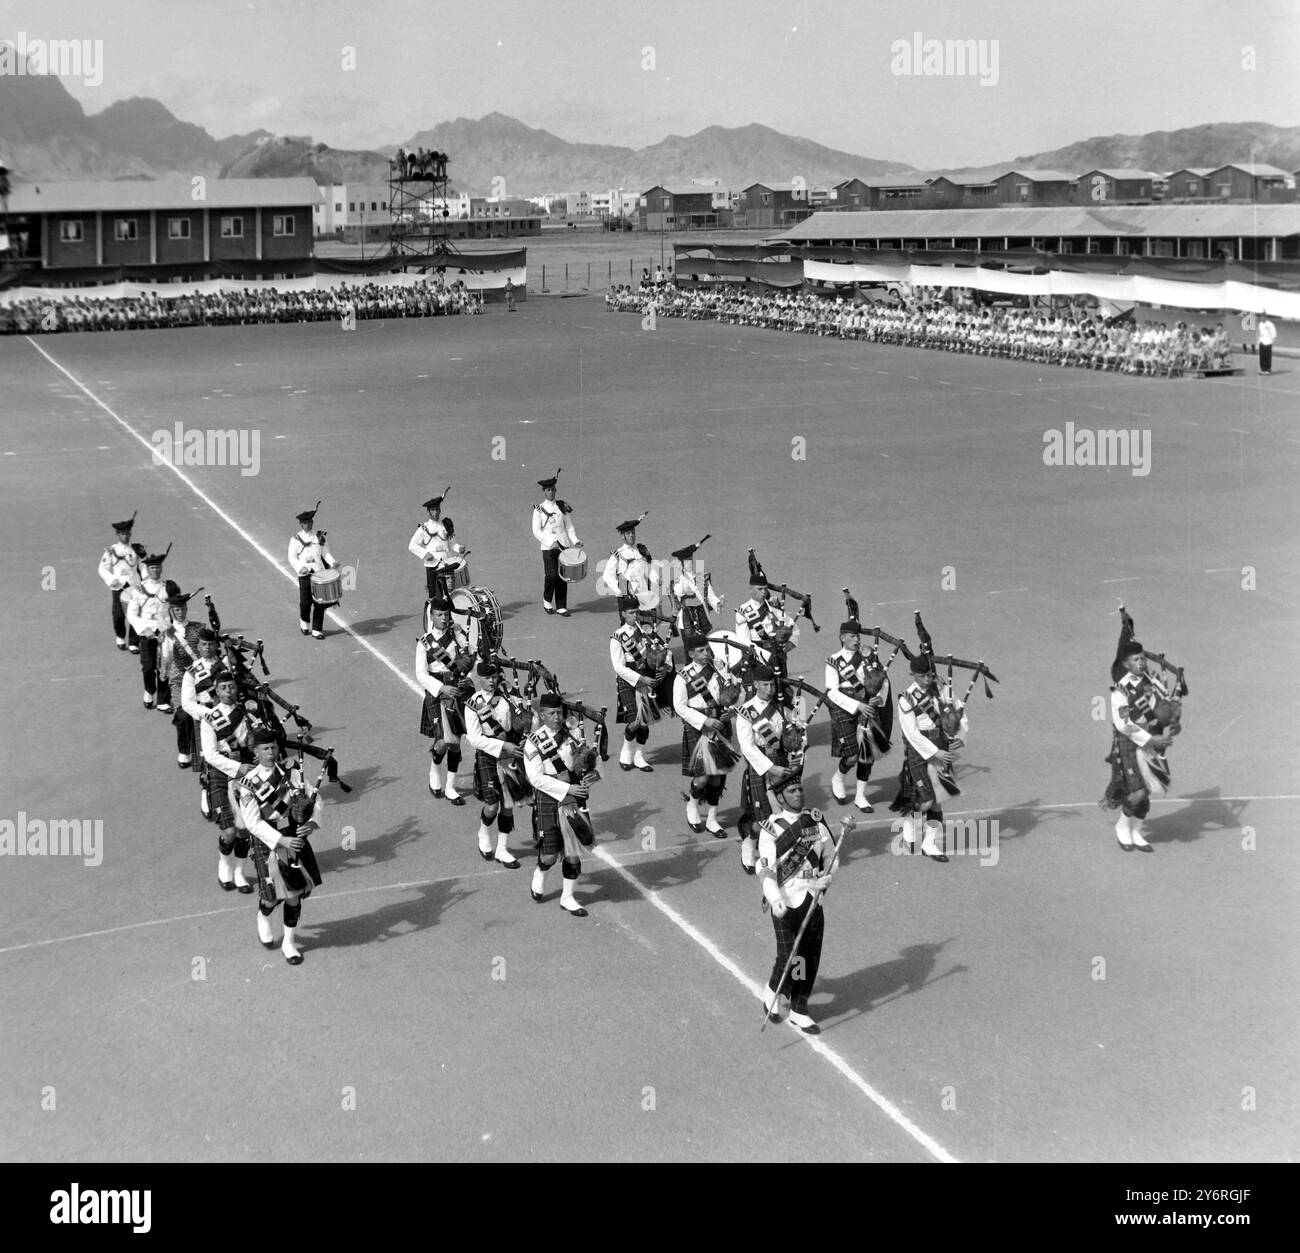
[450,585,504,659]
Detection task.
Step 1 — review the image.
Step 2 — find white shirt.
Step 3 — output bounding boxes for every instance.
[409,517,449,567]
[757,807,835,910]
[126,578,170,638]
[288,529,334,576]
[532,500,578,551]
[1257,320,1277,346]
[98,541,139,592]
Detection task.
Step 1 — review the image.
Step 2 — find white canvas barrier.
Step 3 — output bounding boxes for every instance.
[0,266,527,306]
[802,259,1300,320]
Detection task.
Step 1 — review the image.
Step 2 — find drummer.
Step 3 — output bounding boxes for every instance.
[532,470,581,617]
[287,505,337,640]
[409,494,452,600]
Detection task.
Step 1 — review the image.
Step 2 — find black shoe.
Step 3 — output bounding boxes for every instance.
[478,848,494,861]
[128,645,140,654]
[707,825,728,839]
[543,606,556,616]
[448,795,465,806]
[116,642,127,651]
[300,626,310,636]
[619,762,635,772]
[531,889,546,903]
[236,882,254,895]
[260,940,276,951]
[285,953,304,966]
[921,849,949,863]
[687,820,705,834]
[833,793,850,806]
[494,855,521,869]
[741,861,756,876]
[561,903,588,918]
[429,785,443,797]
[634,763,654,773]
[218,878,236,892]
[555,608,570,617]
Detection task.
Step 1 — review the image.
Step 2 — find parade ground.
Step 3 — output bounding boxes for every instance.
[1,298,1297,1164]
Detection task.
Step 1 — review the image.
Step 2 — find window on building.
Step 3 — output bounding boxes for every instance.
[1186,179,1200,196]
[167,218,191,240]
[1086,238,1102,254]
[273,215,295,236]
[59,220,84,243]
[1148,239,1174,257]
[1217,184,1231,197]
[1116,239,1130,256]
[114,219,138,241]
[1184,241,1204,258]
[1059,241,1074,253]
[335,202,342,212]
[760,193,772,206]
[349,202,356,212]
[220,217,244,238]
[371,201,378,211]
[1016,183,1030,201]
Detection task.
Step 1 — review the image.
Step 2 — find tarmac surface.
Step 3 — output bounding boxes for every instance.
[1,299,1297,1162]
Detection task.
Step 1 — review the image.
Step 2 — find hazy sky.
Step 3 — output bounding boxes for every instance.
[2,0,1297,167]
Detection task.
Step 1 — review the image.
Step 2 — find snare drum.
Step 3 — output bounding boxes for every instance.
[450,585,504,658]
[310,568,343,606]
[558,548,588,583]
[445,559,472,591]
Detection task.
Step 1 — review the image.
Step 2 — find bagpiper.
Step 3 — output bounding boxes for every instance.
[824,594,895,812]
[158,581,205,767]
[523,691,601,917]
[463,660,525,868]
[609,593,672,772]
[416,594,472,804]
[673,634,743,837]
[237,727,324,966]
[735,662,805,874]
[1101,605,1185,852]
[198,670,257,894]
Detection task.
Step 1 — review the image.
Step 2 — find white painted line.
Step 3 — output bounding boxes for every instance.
[1216,711,1246,738]
[24,338,424,702]
[875,599,918,606]
[590,842,958,1163]
[0,866,504,957]
[1101,577,1140,584]
[30,338,959,1167]
[987,588,1029,595]
[1204,567,1237,573]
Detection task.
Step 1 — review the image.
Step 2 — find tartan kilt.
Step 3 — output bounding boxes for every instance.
[681,723,737,777]
[533,793,587,859]
[207,771,236,827]
[473,751,504,803]
[615,678,639,724]
[419,692,465,740]
[889,741,958,813]
[740,764,775,822]
[830,708,861,759]
[1102,731,1147,809]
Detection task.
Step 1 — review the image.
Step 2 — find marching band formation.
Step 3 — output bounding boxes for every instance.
[97,477,1187,1033]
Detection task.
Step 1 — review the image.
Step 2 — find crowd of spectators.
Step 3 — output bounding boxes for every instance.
[607,283,1236,376]
[0,279,483,335]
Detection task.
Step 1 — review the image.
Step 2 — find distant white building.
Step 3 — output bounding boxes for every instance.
[565,190,592,217]
[313,183,346,235]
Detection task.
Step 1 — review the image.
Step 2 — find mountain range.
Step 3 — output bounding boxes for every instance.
[2,69,1297,195]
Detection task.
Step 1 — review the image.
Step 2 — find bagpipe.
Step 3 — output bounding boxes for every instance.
[205,593,351,791]
[274,738,338,897]
[666,533,716,637]
[634,624,677,725]
[1112,603,1187,737]
[912,611,998,749]
[748,548,821,634]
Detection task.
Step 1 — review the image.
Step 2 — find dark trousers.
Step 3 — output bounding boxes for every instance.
[111,589,138,645]
[541,547,567,609]
[424,566,455,602]
[768,894,825,1014]
[138,636,160,695]
[1260,343,1273,373]
[298,576,326,631]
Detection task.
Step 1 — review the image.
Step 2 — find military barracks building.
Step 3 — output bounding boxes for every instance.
[3,176,318,278]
